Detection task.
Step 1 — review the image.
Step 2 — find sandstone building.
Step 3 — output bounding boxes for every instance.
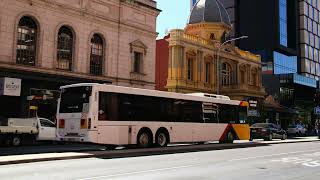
[156,0,265,119]
[0,0,160,118]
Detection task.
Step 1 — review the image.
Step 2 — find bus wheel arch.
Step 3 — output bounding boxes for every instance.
[155,127,170,147]
[137,127,153,148]
[219,125,237,143]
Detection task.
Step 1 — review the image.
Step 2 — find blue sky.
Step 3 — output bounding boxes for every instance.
[156,0,190,39]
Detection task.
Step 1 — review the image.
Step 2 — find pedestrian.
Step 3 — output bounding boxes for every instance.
[317,120,320,139]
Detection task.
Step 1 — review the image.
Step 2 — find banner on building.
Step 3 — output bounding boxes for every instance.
[0,77,22,96]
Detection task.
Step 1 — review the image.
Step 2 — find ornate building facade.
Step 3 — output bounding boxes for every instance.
[156,0,265,103]
[0,0,159,119]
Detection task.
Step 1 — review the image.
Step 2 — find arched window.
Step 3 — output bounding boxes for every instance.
[221,62,232,85]
[90,34,104,75]
[16,16,38,66]
[57,26,73,70]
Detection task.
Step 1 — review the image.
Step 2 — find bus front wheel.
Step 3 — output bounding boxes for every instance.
[219,132,234,143]
[137,130,152,148]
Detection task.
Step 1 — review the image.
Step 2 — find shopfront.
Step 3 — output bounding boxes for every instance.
[0,69,111,120]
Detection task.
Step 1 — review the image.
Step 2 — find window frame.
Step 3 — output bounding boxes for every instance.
[221,62,232,85]
[57,26,74,71]
[90,34,104,75]
[16,16,38,66]
[133,51,143,73]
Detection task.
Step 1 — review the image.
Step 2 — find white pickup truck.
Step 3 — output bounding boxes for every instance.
[0,117,56,146]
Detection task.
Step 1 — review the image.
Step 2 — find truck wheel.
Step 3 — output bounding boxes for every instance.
[12,136,22,146]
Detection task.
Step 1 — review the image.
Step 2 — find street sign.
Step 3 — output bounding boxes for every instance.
[0,77,21,96]
[314,107,320,115]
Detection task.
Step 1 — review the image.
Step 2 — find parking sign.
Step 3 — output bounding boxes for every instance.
[314,107,320,115]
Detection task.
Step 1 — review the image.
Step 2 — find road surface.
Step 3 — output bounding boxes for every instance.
[0,141,319,180]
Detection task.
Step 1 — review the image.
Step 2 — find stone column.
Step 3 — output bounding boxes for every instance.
[179,46,185,79]
[197,50,203,84]
[167,46,173,79]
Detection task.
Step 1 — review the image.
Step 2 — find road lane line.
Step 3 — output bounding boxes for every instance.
[77,164,197,180]
[228,149,319,162]
[76,148,320,179]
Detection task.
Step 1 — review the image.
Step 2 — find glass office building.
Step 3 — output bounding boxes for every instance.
[279,0,288,47]
[215,0,319,127]
[299,0,320,80]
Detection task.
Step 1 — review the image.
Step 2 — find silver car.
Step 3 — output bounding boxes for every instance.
[287,124,307,136]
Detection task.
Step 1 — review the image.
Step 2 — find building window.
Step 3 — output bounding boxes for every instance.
[273,51,297,74]
[90,34,104,75]
[57,26,74,70]
[130,40,147,75]
[205,62,210,83]
[279,0,288,47]
[133,52,142,73]
[221,62,232,85]
[187,58,193,80]
[251,71,257,86]
[241,70,245,84]
[16,16,38,66]
[210,33,215,40]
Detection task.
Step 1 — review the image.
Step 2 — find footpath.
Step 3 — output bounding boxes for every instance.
[0,136,319,166]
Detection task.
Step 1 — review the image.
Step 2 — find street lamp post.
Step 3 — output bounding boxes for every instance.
[216,36,248,95]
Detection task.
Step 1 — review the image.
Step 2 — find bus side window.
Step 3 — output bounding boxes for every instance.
[98,92,119,121]
[98,92,108,121]
[218,105,237,124]
[203,103,218,123]
[238,106,247,124]
[180,100,202,123]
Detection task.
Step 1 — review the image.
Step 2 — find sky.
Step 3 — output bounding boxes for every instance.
[156,0,190,39]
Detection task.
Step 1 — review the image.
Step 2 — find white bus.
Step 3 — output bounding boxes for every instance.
[56,83,250,148]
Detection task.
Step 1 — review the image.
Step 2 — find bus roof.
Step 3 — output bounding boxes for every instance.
[60,83,242,106]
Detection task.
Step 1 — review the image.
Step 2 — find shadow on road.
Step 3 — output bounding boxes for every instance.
[92,142,271,161]
[0,142,270,158]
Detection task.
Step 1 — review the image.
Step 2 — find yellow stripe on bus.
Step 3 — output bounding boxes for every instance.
[232,124,250,140]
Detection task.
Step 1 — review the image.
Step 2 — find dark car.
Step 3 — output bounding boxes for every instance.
[250,123,287,141]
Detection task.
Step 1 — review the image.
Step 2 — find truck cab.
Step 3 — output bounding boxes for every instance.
[37,118,56,141]
[0,117,56,146]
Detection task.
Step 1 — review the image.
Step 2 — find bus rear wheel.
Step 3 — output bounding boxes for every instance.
[137,130,152,148]
[155,131,169,147]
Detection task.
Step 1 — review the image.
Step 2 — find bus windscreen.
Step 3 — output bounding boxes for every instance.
[59,86,92,113]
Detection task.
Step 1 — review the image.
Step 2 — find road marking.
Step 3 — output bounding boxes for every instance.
[77,164,197,180]
[78,149,320,179]
[271,151,320,167]
[228,149,319,162]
